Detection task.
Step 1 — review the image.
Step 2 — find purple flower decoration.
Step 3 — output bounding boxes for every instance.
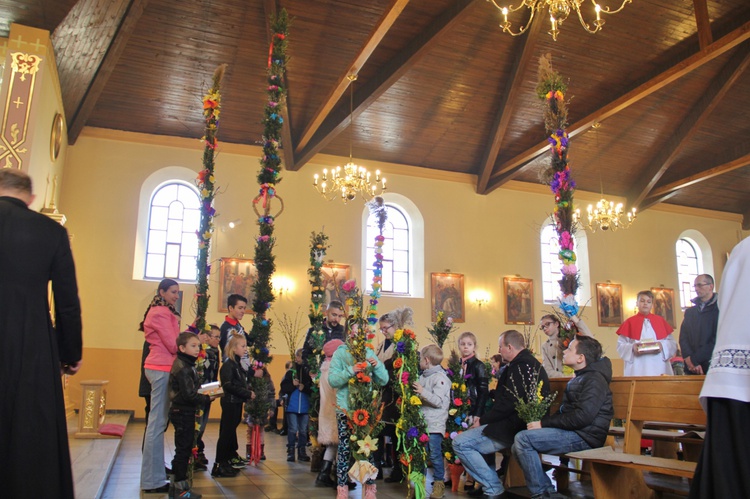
[407,427,419,439]
[396,341,406,353]
[446,369,454,377]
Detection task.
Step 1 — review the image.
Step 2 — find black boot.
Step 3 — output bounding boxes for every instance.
[385,464,404,483]
[316,460,336,487]
[298,447,311,462]
[287,446,295,462]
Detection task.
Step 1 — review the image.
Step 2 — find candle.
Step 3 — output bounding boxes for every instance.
[502,7,508,24]
[595,4,601,21]
[313,174,318,186]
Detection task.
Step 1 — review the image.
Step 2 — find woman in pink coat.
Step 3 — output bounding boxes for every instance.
[139,279,182,493]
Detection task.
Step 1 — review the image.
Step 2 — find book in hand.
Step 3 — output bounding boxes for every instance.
[198,381,223,396]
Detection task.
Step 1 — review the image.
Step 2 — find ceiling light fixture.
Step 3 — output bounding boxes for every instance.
[312,75,386,203]
[573,123,637,232]
[486,0,631,41]
[575,198,636,232]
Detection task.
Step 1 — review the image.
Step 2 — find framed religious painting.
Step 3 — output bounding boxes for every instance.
[218,258,257,313]
[596,283,623,327]
[321,263,351,307]
[430,273,465,323]
[504,277,534,325]
[651,287,676,328]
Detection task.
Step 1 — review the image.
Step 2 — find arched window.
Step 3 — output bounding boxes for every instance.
[365,204,409,294]
[143,181,200,281]
[361,193,424,298]
[676,238,702,308]
[540,224,590,306]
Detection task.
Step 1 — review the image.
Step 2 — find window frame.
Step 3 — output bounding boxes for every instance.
[361,193,424,298]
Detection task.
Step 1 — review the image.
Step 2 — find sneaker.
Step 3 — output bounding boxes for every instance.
[229,457,247,469]
[142,484,170,493]
[194,461,208,471]
[211,463,240,477]
[235,455,250,465]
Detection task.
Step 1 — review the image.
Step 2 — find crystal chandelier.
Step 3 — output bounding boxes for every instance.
[312,75,386,203]
[574,198,636,232]
[486,0,631,41]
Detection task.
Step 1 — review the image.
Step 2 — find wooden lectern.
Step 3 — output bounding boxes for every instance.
[75,380,112,438]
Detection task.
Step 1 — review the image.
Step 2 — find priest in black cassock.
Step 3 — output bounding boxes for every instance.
[0,169,83,499]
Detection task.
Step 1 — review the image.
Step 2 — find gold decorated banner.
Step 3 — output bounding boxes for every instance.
[0,51,42,169]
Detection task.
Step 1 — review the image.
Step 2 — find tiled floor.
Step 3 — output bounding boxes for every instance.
[101,421,471,498]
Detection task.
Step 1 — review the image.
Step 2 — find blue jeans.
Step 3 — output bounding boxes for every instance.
[140,369,170,489]
[428,433,445,482]
[512,428,591,496]
[452,425,507,495]
[287,412,309,450]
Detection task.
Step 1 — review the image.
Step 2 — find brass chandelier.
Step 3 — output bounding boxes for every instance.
[575,198,637,232]
[486,0,631,41]
[312,75,386,203]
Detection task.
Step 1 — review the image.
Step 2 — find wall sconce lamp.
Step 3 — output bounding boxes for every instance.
[220,219,243,232]
[470,290,491,308]
[272,276,294,297]
[629,298,638,314]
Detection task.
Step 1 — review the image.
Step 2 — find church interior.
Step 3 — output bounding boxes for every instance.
[1,0,749,496]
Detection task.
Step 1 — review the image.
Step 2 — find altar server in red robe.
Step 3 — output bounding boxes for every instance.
[616,290,677,376]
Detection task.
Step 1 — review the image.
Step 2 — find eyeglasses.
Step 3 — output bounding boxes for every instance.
[379,325,393,332]
[540,322,554,329]
[694,282,711,288]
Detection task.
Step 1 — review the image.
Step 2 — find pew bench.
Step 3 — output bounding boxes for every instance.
[564,375,706,497]
[567,447,695,498]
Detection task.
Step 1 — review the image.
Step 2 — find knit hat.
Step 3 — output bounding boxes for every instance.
[323,339,344,358]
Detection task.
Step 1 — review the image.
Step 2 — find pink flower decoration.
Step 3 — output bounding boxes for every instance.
[342,279,357,292]
[401,372,410,384]
[419,434,430,443]
[560,231,573,250]
[562,264,577,275]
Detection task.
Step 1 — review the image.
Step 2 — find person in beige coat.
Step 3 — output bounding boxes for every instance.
[315,339,343,487]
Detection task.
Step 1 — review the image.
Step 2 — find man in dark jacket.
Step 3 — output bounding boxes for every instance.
[679,275,718,375]
[512,335,613,499]
[453,330,550,499]
[0,169,83,499]
[301,300,346,369]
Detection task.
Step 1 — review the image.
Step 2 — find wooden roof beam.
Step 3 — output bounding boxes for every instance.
[292,0,479,171]
[646,149,750,201]
[53,0,150,145]
[263,0,295,169]
[628,44,750,209]
[693,0,713,49]
[293,0,411,157]
[476,15,543,194]
[484,19,750,194]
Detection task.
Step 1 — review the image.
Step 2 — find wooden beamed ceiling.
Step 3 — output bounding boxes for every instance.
[2,0,748,225]
[485,20,750,194]
[288,0,479,171]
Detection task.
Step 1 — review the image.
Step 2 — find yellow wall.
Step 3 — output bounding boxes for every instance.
[57,128,746,416]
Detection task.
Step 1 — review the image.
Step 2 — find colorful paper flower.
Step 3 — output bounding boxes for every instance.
[352,409,370,427]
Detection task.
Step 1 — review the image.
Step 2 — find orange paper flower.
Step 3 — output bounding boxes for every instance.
[393,358,403,369]
[356,372,371,383]
[352,409,370,427]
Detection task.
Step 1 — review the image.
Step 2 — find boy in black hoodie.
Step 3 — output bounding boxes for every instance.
[169,332,215,498]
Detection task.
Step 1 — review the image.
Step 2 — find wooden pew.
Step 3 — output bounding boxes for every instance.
[568,376,706,499]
